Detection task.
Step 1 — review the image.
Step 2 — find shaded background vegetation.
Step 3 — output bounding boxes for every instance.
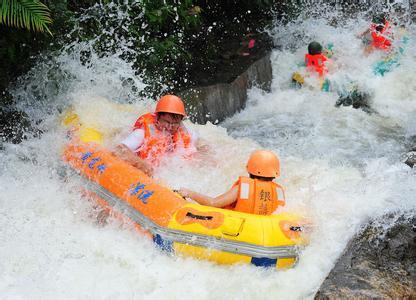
[1,0,402,102]
[0,0,412,144]
[0,0,284,103]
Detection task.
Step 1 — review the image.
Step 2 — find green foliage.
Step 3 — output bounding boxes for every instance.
[0,0,76,105]
[0,0,52,34]
[72,0,202,96]
[1,0,278,103]
[135,0,201,94]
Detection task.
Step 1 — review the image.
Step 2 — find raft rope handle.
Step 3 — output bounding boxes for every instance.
[186,212,213,221]
[289,226,302,232]
[173,189,187,200]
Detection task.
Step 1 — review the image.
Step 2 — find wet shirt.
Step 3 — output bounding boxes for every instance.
[121,127,198,153]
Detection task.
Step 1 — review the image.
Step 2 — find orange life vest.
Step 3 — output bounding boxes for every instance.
[370,21,392,50]
[133,113,192,165]
[305,53,328,77]
[224,176,285,215]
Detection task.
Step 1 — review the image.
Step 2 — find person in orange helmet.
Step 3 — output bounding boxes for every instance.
[115,94,202,176]
[178,150,286,215]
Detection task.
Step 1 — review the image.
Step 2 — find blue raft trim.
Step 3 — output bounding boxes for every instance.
[153,234,173,253]
[251,257,277,268]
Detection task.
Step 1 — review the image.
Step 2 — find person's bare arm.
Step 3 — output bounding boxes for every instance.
[113,144,153,176]
[196,139,210,153]
[178,186,238,208]
[192,137,218,167]
[358,28,370,38]
[193,137,211,153]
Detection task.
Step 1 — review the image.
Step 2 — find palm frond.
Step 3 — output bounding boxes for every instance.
[0,0,52,34]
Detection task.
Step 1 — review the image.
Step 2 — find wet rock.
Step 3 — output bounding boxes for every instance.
[335,90,375,114]
[405,150,416,168]
[404,140,416,168]
[411,0,416,22]
[179,53,272,124]
[315,212,416,299]
[404,136,416,168]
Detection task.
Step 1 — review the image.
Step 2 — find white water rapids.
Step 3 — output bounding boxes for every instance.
[1,9,416,300]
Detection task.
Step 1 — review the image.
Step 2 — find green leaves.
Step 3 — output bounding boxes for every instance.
[0,0,52,34]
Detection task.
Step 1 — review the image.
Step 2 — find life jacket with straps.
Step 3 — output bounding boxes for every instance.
[133,113,192,165]
[224,176,285,215]
[305,53,328,77]
[370,21,392,50]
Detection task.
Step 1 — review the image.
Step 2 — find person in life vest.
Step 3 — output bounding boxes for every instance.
[371,20,392,51]
[178,150,286,216]
[305,41,329,77]
[360,14,393,53]
[115,95,203,176]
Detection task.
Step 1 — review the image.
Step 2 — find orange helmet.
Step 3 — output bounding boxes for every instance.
[246,150,280,178]
[155,95,186,116]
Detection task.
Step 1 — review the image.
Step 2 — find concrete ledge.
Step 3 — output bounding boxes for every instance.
[179,52,272,124]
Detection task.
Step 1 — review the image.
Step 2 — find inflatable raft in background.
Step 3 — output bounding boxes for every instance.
[292,71,330,92]
[61,109,310,269]
[372,27,409,76]
[290,43,375,111]
[372,40,408,76]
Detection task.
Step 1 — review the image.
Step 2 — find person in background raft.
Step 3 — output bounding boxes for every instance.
[178,150,286,216]
[359,14,393,53]
[115,95,206,176]
[238,33,257,56]
[291,41,332,92]
[305,41,330,77]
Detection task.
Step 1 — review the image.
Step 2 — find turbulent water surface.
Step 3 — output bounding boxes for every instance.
[1,5,416,300]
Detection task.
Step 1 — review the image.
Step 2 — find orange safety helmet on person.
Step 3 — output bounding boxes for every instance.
[305,53,328,77]
[370,21,392,50]
[247,150,280,177]
[133,113,191,164]
[155,95,186,116]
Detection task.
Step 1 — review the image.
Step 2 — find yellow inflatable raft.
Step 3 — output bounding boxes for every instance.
[61,111,309,269]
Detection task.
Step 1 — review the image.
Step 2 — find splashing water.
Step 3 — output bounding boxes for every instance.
[1,4,416,300]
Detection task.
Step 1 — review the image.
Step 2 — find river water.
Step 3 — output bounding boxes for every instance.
[1,6,416,300]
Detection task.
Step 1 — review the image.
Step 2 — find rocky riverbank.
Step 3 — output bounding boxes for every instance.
[315,212,416,299]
